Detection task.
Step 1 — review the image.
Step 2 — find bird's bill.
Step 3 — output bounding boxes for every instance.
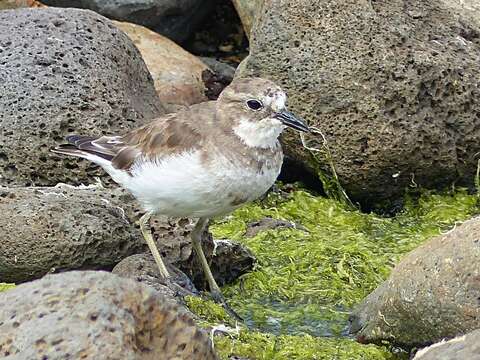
[274,110,310,132]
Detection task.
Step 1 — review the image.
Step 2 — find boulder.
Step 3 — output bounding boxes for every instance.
[349,216,480,347]
[0,7,164,187]
[0,185,144,283]
[231,0,263,38]
[113,21,209,113]
[0,0,44,9]
[41,0,214,44]
[0,271,218,359]
[413,329,480,360]
[238,0,480,207]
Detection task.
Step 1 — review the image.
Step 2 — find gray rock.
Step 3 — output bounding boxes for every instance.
[244,217,299,238]
[238,0,480,207]
[349,216,480,347]
[0,8,164,187]
[0,271,218,359]
[0,185,145,283]
[112,253,199,300]
[41,0,215,44]
[199,57,236,82]
[413,329,480,360]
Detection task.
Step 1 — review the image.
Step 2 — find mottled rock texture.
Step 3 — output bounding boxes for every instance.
[0,185,144,283]
[349,216,480,347]
[238,0,480,207]
[41,0,214,44]
[0,8,163,187]
[413,329,480,360]
[0,271,218,359]
[113,21,209,113]
[232,0,263,38]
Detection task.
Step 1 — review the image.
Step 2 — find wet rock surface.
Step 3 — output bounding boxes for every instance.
[349,216,480,347]
[0,271,218,359]
[0,7,163,187]
[113,21,209,113]
[413,329,480,360]
[41,0,215,44]
[0,185,144,283]
[239,0,480,207]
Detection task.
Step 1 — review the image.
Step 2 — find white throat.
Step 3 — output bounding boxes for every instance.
[233,118,285,149]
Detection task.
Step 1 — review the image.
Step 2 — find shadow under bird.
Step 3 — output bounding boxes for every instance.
[52,77,309,316]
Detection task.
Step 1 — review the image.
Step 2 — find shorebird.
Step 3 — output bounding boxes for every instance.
[53,77,309,312]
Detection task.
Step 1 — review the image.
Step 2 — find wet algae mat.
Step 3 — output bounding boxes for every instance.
[186,187,480,359]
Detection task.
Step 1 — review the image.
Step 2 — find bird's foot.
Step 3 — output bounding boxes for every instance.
[210,288,243,322]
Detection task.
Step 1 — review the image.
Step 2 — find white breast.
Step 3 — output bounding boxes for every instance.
[105,150,282,218]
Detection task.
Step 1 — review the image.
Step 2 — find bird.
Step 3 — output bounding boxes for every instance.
[52,77,309,314]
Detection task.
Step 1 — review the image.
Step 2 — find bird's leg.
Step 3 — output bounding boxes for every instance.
[191,218,242,320]
[191,218,222,299]
[139,211,170,278]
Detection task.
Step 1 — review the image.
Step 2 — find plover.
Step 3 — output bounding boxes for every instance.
[53,77,309,310]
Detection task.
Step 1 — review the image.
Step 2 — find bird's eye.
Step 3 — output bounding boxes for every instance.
[246,99,263,111]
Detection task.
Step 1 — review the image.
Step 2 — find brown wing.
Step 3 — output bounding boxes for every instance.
[54,105,210,171]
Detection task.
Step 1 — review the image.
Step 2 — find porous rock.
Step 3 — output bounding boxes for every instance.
[0,7,164,187]
[0,185,145,283]
[349,216,480,347]
[238,0,480,207]
[231,0,263,38]
[112,253,199,300]
[413,329,480,360]
[0,271,218,359]
[41,0,215,44]
[113,21,209,113]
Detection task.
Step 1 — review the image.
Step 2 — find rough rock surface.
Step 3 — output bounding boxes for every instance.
[113,21,209,113]
[413,329,480,360]
[232,0,263,38]
[349,216,480,347]
[41,0,214,44]
[238,0,480,207]
[0,8,164,187]
[0,185,144,283]
[112,253,199,300]
[0,271,218,359]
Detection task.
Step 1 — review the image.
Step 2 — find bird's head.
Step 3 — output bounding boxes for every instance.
[217,77,309,148]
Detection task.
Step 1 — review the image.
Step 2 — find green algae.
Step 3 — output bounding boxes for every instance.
[186,187,480,359]
[0,283,15,292]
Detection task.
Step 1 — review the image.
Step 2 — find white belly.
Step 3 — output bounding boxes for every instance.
[109,150,282,218]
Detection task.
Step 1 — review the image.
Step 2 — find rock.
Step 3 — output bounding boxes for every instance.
[0,8,164,187]
[0,271,218,359]
[349,216,480,347]
[112,253,199,300]
[202,69,233,101]
[232,0,263,38]
[244,217,299,238]
[0,0,44,9]
[0,185,145,283]
[413,329,480,360]
[41,0,215,44]
[199,57,236,83]
[238,0,480,207]
[113,21,209,113]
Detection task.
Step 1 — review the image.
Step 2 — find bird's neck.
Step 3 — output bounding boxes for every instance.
[233,118,285,149]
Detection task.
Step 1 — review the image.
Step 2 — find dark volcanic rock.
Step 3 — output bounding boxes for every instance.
[238,0,480,207]
[0,7,163,187]
[413,329,480,360]
[0,185,145,283]
[0,271,218,359]
[112,253,199,300]
[349,216,480,347]
[41,0,215,44]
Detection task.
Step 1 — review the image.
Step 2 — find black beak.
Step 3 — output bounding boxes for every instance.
[274,110,310,132]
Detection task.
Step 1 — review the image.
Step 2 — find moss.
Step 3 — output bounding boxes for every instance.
[214,331,398,360]
[190,187,479,359]
[0,283,15,292]
[184,295,233,325]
